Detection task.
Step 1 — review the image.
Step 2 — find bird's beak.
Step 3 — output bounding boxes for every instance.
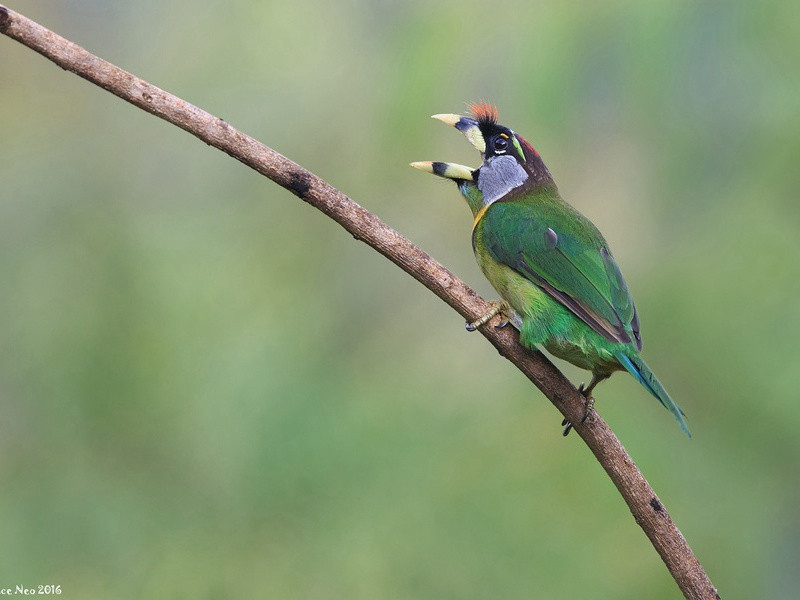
[410,112,486,181]
[431,113,486,153]
[409,161,475,182]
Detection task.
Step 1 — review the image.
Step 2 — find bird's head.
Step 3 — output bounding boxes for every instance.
[411,102,554,217]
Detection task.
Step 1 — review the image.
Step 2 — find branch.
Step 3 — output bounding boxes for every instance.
[0,6,719,599]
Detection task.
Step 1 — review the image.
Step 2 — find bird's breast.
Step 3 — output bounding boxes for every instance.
[473,230,548,320]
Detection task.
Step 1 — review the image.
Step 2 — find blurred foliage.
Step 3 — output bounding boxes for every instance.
[1,1,799,598]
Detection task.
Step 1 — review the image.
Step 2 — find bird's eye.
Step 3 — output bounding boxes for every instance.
[493,136,509,152]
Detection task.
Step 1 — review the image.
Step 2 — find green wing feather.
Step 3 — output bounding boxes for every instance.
[480,198,641,349]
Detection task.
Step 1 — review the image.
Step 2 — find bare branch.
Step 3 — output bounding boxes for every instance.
[0,6,719,599]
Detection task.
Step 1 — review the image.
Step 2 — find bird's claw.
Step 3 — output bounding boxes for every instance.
[580,394,595,424]
[561,384,596,436]
[578,382,595,423]
[465,301,507,332]
[494,317,510,329]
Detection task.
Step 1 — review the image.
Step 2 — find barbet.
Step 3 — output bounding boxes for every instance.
[412,103,689,436]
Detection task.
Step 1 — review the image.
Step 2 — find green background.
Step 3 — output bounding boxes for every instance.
[2,1,798,598]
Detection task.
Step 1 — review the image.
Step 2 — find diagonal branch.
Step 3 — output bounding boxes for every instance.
[0,6,719,599]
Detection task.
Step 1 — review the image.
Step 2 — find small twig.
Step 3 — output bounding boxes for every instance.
[0,6,719,599]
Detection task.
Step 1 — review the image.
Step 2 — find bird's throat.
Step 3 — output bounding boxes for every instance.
[477,155,529,205]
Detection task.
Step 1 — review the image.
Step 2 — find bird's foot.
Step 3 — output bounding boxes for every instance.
[578,382,596,423]
[561,383,596,436]
[465,301,509,332]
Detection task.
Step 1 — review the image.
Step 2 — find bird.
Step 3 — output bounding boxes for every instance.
[411,102,689,436]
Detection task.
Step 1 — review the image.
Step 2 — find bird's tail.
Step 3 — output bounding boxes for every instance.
[616,353,691,437]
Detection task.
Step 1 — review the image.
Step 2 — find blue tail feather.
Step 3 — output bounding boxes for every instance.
[616,353,691,437]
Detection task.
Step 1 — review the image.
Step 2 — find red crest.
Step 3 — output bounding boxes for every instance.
[468,101,498,126]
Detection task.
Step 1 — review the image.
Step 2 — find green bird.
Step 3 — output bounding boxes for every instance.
[411,102,689,436]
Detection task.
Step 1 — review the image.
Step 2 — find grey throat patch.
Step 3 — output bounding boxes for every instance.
[477,155,529,205]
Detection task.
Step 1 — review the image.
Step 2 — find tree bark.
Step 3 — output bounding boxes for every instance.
[0,5,719,599]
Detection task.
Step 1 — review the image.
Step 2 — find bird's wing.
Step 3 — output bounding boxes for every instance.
[481,200,641,349]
